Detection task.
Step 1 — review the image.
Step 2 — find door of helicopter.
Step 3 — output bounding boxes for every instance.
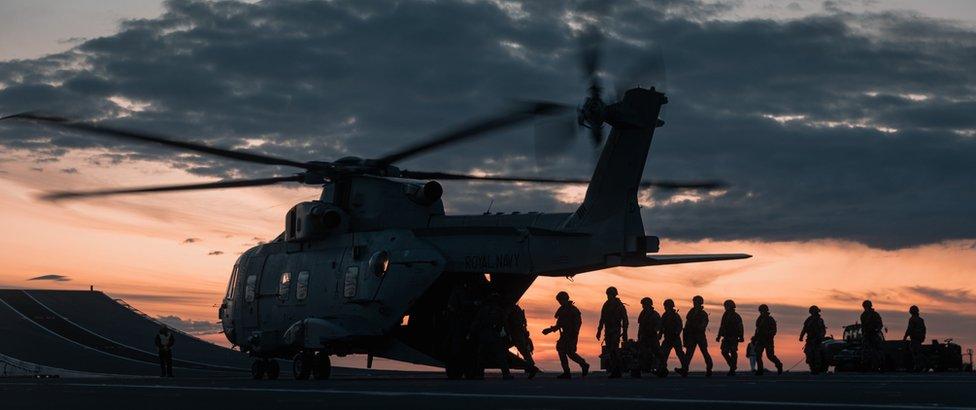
[239,253,268,335]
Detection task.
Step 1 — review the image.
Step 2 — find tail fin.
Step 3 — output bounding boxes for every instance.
[562,88,667,254]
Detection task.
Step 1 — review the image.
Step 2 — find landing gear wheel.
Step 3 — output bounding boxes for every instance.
[313,353,332,380]
[293,352,312,380]
[266,359,280,380]
[445,363,463,380]
[251,359,267,380]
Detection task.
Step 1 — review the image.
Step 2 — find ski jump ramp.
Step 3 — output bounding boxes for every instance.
[0,289,249,377]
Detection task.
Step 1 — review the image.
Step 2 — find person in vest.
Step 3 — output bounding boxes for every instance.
[903,305,926,372]
[753,304,783,375]
[659,299,684,377]
[470,292,512,380]
[716,299,744,376]
[596,286,628,378]
[860,300,885,371]
[637,297,667,376]
[800,305,827,374]
[543,291,590,379]
[678,295,713,377]
[506,303,539,378]
[155,325,175,377]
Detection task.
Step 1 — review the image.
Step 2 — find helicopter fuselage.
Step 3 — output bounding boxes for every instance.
[217,88,747,369]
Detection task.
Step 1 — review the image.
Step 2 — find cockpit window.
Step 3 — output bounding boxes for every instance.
[225,263,239,299]
[225,256,248,299]
[296,271,310,301]
[278,272,292,300]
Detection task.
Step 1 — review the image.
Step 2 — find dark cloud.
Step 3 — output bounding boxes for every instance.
[182,237,201,244]
[905,286,976,306]
[27,274,71,282]
[208,250,224,256]
[156,315,223,335]
[59,167,78,174]
[0,0,973,248]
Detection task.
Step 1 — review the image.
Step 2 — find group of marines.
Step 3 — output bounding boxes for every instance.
[450,281,928,379]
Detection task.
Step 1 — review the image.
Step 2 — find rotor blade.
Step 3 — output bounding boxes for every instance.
[373,102,569,166]
[1,112,321,171]
[39,175,306,201]
[615,44,667,101]
[534,114,577,166]
[580,25,602,90]
[400,170,727,190]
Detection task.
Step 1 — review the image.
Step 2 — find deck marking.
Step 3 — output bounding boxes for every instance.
[7,382,973,410]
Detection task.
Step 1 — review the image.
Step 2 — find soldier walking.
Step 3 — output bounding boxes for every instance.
[637,297,667,376]
[155,325,175,377]
[678,295,713,377]
[596,286,628,378]
[753,304,783,375]
[505,303,539,378]
[659,299,684,376]
[470,293,512,380]
[860,300,885,371]
[543,291,590,379]
[799,305,827,374]
[716,299,743,376]
[903,305,926,372]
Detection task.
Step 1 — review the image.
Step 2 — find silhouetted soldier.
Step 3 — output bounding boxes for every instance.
[155,325,175,377]
[678,295,713,377]
[470,293,512,380]
[596,286,628,378]
[506,303,539,378]
[903,305,926,372]
[659,299,684,376]
[800,305,827,374]
[637,297,666,376]
[543,291,590,379]
[860,300,885,371]
[753,304,783,375]
[717,299,743,376]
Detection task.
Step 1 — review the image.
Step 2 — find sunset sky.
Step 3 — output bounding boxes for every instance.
[1,0,975,372]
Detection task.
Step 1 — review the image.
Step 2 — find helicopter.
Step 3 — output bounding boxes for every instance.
[1,25,750,382]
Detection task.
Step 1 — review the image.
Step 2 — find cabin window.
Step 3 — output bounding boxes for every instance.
[296,271,310,301]
[278,272,292,300]
[244,275,257,302]
[343,266,359,298]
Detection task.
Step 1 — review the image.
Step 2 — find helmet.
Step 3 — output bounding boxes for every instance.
[641,297,652,307]
[758,304,769,313]
[724,299,736,310]
[693,295,704,306]
[909,305,919,315]
[606,287,618,297]
[663,299,675,308]
[556,291,569,302]
[862,300,873,309]
[809,305,820,314]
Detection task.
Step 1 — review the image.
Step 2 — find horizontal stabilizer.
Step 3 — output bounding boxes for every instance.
[618,253,751,267]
